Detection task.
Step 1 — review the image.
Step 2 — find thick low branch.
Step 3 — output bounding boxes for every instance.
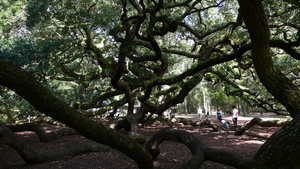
[0,121,110,165]
[46,127,78,141]
[234,117,290,135]
[0,59,154,168]
[7,122,78,142]
[7,122,50,142]
[174,118,221,132]
[146,127,250,169]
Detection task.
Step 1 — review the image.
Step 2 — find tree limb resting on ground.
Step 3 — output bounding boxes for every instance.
[174,118,222,132]
[146,127,250,169]
[0,121,110,165]
[7,122,78,142]
[234,117,290,135]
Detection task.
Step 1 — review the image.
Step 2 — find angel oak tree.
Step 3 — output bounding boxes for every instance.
[1,0,300,168]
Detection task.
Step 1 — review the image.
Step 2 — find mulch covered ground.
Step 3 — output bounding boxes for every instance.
[0,116,280,169]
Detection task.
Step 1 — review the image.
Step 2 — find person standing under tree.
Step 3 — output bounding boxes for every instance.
[197,107,202,118]
[216,108,222,124]
[231,106,238,129]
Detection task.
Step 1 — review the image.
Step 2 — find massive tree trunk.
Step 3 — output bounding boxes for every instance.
[238,0,300,168]
[0,59,154,169]
[251,117,300,168]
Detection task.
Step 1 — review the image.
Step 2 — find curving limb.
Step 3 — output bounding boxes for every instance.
[234,117,290,136]
[0,121,110,165]
[145,127,250,169]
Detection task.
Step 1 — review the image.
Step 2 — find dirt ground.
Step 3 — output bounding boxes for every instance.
[0,116,281,169]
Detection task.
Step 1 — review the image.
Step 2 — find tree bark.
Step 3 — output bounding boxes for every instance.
[238,0,300,168]
[0,59,154,169]
[251,117,300,168]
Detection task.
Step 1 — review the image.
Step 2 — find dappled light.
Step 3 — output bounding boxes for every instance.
[0,116,281,168]
[235,140,265,145]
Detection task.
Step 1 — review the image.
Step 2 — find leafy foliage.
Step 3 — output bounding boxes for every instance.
[1,0,300,122]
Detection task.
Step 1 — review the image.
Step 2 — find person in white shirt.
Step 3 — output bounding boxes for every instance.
[197,107,202,118]
[231,106,238,129]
